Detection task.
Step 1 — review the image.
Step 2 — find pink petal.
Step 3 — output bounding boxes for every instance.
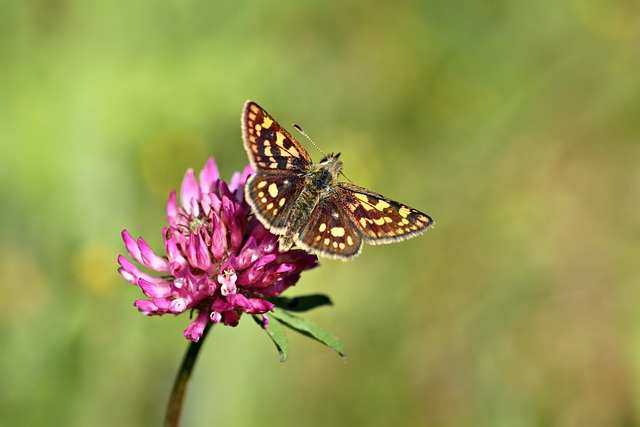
[134,299,159,315]
[222,311,239,326]
[199,158,220,194]
[210,213,227,260]
[211,298,234,312]
[138,278,172,298]
[247,297,274,313]
[210,311,222,323]
[163,230,187,266]
[186,232,211,271]
[117,255,168,285]
[227,293,252,310]
[228,163,254,199]
[235,236,259,269]
[184,310,210,342]
[121,230,143,264]
[138,237,170,273]
[180,168,199,214]
[166,191,178,226]
[170,297,188,313]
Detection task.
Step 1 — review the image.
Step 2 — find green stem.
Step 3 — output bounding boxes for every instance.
[164,323,213,427]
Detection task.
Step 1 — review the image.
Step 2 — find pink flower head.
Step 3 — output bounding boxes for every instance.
[118,158,318,342]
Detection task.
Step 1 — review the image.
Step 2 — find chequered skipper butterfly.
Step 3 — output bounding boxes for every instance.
[242,101,434,260]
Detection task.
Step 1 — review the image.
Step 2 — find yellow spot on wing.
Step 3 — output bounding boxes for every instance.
[266,202,274,210]
[373,217,386,226]
[257,181,267,189]
[279,198,286,207]
[399,207,411,218]
[264,146,273,156]
[277,138,291,156]
[330,227,345,237]
[354,193,375,211]
[339,243,345,250]
[323,238,330,246]
[268,183,278,198]
[262,117,273,128]
[319,223,327,232]
[347,236,354,246]
[275,132,287,148]
[374,200,390,210]
[355,193,368,202]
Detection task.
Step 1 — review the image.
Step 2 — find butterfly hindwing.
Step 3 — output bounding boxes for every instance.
[337,182,434,244]
[245,171,305,233]
[297,192,363,258]
[242,101,312,173]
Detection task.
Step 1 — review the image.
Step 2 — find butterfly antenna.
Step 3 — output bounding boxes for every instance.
[339,170,354,183]
[293,124,327,157]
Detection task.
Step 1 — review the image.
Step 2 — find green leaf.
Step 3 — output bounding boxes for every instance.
[270,308,346,360]
[269,294,333,312]
[253,315,289,362]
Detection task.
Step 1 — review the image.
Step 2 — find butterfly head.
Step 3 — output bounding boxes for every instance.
[317,152,343,175]
[308,153,342,191]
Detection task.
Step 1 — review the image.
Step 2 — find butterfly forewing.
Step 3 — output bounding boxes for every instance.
[246,172,306,233]
[337,183,434,244]
[298,193,363,258]
[242,101,312,173]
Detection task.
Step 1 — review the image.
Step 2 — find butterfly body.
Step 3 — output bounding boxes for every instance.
[277,153,343,251]
[242,101,433,260]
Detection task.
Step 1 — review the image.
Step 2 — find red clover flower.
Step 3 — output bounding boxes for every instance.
[118,158,318,342]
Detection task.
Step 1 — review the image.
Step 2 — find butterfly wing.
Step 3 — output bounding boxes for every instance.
[242,101,312,173]
[336,182,434,244]
[297,191,363,259]
[245,171,306,234]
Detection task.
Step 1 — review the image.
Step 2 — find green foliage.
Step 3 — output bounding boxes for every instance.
[268,294,333,312]
[270,307,346,360]
[256,295,344,362]
[254,314,289,362]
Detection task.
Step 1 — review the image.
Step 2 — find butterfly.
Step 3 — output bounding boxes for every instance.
[241,101,434,260]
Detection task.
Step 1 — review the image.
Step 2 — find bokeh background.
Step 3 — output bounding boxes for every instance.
[2,1,639,426]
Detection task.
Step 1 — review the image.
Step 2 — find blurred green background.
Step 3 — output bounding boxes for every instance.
[2,0,639,426]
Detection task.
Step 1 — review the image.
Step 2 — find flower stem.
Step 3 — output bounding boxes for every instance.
[164,323,213,427]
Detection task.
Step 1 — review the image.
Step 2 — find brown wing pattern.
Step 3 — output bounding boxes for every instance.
[245,171,305,234]
[336,182,434,244]
[242,101,312,173]
[297,192,363,259]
